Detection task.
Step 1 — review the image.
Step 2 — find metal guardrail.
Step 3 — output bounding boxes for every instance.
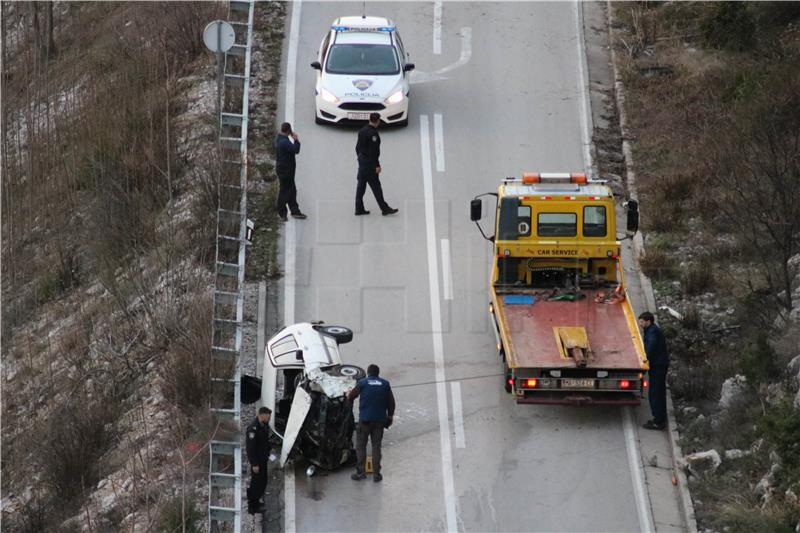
[208,1,255,532]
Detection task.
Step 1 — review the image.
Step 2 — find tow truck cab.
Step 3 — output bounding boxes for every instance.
[471,173,648,405]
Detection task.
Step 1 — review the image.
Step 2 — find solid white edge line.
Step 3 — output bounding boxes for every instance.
[573,1,654,529]
[420,114,459,532]
[433,0,443,55]
[283,1,302,532]
[440,238,454,301]
[450,382,466,449]
[623,407,656,533]
[434,113,445,172]
[573,0,593,175]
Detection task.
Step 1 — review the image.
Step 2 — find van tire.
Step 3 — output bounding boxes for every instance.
[319,325,353,344]
[331,364,366,381]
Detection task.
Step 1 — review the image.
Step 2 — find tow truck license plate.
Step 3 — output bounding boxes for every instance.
[347,112,371,120]
[561,378,595,389]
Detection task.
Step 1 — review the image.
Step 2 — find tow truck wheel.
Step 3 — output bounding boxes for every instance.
[503,360,512,394]
[319,325,353,344]
[332,364,366,380]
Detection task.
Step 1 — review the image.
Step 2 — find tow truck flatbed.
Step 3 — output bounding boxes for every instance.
[496,289,643,370]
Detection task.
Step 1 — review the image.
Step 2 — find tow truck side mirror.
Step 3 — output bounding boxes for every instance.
[403,63,415,72]
[626,199,639,233]
[310,61,322,70]
[470,199,482,221]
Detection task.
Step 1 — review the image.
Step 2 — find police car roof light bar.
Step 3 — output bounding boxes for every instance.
[332,25,396,32]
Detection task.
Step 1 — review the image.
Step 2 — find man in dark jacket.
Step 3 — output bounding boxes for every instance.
[274,122,307,222]
[347,364,396,482]
[639,311,670,430]
[245,407,273,514]
[354,113,398,216]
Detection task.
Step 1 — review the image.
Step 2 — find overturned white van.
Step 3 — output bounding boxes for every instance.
[242,322,364,471]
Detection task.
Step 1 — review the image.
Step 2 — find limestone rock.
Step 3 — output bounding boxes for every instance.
[684,449,721,477]
[718,375,747,410]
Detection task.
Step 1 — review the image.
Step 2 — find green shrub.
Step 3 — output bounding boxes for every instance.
[681,257,715,296]
[701,2,756,52]
[639,244,677,281]
[159,493,203,533]
[760,401,800,477]
[739,333,781,386]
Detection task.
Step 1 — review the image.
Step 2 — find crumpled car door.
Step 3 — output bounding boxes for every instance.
[280,386,313,466]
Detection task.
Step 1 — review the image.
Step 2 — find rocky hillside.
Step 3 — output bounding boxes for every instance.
[610,2,800,530]
[0,2,244,531]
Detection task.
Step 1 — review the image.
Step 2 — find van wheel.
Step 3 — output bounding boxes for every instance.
[331,364,366,381]
[319,325,353,344]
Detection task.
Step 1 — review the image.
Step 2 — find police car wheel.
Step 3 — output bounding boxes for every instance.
[319,325,353,344]
[315,115,327,125]
[333,364,366,380]
[397,118,408,128]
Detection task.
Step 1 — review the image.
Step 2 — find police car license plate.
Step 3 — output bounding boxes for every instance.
[347,112,370,120]
[561,378,595,389]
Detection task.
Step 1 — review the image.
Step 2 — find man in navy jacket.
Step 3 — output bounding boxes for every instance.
[639,311,670,430]
[347,364,396,482]
[274,122,307,221]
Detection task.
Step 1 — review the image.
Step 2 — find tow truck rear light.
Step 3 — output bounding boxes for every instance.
[619,380,631,389]
[523,378,538,388]
[508,378,514,386]
[643,380,649,388]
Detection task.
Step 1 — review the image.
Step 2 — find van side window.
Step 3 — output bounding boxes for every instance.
[583,206,607,237]
[537,213,577,237]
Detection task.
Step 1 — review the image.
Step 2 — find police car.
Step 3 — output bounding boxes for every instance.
[311,16,414,127]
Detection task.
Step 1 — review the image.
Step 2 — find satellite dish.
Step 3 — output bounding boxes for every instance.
[203,20,235,53]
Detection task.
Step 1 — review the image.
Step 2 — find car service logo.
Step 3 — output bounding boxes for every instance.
[352,79,373,91]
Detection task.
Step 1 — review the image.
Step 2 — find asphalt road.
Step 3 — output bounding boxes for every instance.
[275,2,662,531]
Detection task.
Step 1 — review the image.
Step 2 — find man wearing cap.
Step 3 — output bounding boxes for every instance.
[245,406,273,514]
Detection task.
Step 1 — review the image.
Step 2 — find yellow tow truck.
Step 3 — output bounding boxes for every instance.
[470,173,648,405]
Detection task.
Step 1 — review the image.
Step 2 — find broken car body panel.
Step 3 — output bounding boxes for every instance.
[256,322,364,470]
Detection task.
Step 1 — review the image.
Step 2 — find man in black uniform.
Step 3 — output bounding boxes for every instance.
[246,406,273,514]
[354,113,398,216]
[274,122,307,222]
[638,312,670,430]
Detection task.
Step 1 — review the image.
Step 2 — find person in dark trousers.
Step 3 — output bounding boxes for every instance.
[354,113,398,217]
[274,122,307,222]
[347,364,396,482]
[639,311,670,430]
[246,407,273,514]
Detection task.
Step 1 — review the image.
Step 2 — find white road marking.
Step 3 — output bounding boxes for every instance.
[573,0,593,174]
[283,1,302,531]
[420,114,459,532]
[434,113,445,172]
[571,1,654,528]
[284,467,297,532]
[450,381,466,449]
[623,407,656,533]
[440,238,454,301]
[410,27,472,85]
[433,0,443,55]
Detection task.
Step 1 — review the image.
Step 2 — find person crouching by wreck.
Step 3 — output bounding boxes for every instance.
[246,406,273,514]
[347,364,395,482]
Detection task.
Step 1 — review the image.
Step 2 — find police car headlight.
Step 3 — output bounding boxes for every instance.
[320,87,339,103]
[384,90,404,105]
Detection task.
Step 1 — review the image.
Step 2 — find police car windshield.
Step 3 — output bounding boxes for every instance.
[326,44,399,75]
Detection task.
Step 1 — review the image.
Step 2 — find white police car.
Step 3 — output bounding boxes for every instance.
[311,16,414,127]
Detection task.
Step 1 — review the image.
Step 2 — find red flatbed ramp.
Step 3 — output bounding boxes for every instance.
[498,290,643,369]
